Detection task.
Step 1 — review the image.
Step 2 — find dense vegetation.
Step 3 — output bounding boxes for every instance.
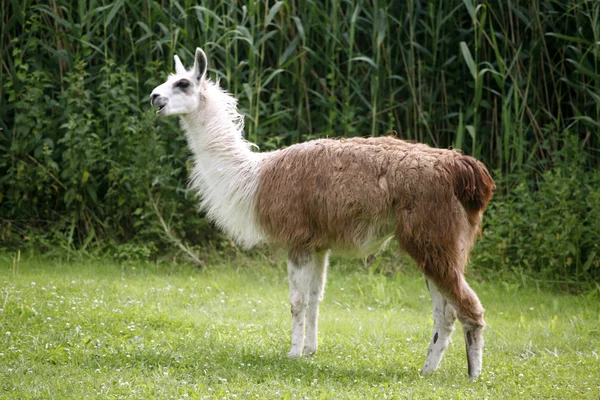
[1,0,599,284]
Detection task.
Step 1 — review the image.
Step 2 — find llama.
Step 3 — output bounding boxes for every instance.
[150,47,495,378]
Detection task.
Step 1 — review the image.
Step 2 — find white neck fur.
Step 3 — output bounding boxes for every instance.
[180,81,265,248]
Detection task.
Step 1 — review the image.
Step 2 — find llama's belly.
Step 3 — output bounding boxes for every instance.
[331,233,395,258]
[330,216,396,258]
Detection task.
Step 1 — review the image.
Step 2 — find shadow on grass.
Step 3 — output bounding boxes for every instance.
[211,347,417,384]
[68,334,420,387]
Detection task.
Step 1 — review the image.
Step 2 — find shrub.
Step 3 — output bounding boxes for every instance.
[0,54,217,254]
[473,135,600,285]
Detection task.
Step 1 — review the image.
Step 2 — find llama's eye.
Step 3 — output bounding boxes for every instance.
[175,80,191,90]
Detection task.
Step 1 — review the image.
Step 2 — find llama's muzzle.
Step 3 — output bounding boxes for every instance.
[151,94,168,114]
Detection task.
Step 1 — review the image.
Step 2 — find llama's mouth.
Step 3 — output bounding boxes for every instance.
[151,94,168,115]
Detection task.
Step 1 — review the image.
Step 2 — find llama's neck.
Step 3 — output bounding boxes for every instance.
[180,99,265,248]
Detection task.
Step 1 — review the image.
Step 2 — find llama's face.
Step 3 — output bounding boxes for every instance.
[151,48,208,116]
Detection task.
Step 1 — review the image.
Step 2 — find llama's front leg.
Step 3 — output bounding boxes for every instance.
[287,251,313,357]
[421,278,457,375]
[303,251,329,356]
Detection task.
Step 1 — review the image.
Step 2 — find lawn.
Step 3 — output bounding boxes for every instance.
[1,251,599,399]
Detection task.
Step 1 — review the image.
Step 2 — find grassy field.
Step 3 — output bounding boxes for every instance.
[1,252,599,399]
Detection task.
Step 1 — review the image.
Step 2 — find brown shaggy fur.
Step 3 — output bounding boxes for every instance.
[256,136,495,325]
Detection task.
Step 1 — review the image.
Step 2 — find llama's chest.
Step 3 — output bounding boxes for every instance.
[190,157,266,248]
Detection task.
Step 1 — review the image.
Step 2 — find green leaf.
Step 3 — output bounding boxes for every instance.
[105,0,125,28]
[293,17,305,41]
[86,185,98,204]
[279,36,300,66]
[546,33,591,45]
[466,125,476,141]
[583,251,596,272]
[376,9,387,46]
[261,69,285,89]
[81,226,95,251]
[460,42,477,80]
[351,56,377,69]
[265,1,285,27]
[254,31,279,49]
[572,115,600,129]
[454,109,465,150]
[462,0,476,21]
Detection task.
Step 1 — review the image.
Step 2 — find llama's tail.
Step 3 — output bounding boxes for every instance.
[448,155,495,213]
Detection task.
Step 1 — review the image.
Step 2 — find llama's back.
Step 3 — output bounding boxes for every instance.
[255,136,493,252]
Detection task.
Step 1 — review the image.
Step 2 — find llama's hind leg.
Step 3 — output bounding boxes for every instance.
[454,276,485,379]
[303,251,329,355]
[420,278,457,375]
[436,272,485,378]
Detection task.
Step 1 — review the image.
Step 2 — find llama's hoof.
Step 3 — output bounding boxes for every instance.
[302,346,317,356]
[468,369,482,380]
[287,349,302,358]
[420,360,438,376]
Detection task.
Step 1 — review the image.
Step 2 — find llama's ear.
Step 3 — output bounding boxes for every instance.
[192,48,208,82]
[174,55,186,75]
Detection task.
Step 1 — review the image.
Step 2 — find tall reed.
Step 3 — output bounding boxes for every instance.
[2,1,598,161]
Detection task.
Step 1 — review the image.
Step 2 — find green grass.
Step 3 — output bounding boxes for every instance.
[1,252,599,399]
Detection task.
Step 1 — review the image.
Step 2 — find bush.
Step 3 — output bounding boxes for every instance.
[0,52,217,254]
[473,135,600,285]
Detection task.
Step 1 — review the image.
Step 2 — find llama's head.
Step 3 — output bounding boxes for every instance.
[151,48,209,116]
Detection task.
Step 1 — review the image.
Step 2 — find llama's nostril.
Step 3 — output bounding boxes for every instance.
[151,94,168,109]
